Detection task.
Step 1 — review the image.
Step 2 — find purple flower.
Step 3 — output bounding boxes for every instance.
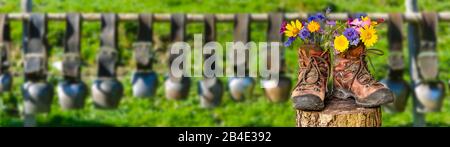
[279,21,287,34]
[299,28,310,40]
[343,28,360,45]
[326,20,336,26]
[284,37,296,47]
[316,13,325,21]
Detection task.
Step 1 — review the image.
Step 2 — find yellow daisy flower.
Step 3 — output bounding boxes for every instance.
[360,25,378,47]
[361,16,370,22]
[307,20,320,32]
[334,35,349,53]
[284,20,303,37]
[371,21,378,26]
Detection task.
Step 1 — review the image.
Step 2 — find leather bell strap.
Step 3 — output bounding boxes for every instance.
[267,13,285,75]
[168,14,186,81]
[388,13,403,51]
[24,13,48,80]
[204,14,215,43]
[134,14,154,71]
[387,13,405,72]
[203,14,217,75]
[0,14,11,74]
[232,14,250,75]
[170,14,186,42]
[137,14,153,42]
[63,13,82,80]
[97,13,119,78]
[416,12,439,81]
[420,12,437,52]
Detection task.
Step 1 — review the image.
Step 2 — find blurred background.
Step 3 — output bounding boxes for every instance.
[0,0,449,127]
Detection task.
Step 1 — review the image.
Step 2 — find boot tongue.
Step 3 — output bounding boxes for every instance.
[306,49,327,83]
[309,49,324,57]
[300,44,324,57]
[347,44,364,58]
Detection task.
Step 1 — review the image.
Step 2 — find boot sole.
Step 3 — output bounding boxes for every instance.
[293,94,325,111]
[333,88,394,107]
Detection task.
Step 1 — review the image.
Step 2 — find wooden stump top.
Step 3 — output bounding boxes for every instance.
[296,97,382,127]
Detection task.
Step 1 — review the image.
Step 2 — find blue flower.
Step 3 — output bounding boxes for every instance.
[343,28,360,45]
[316,13,325,21]
[308,16,317,22]
[284,37,296,47]
[299,28,310,40]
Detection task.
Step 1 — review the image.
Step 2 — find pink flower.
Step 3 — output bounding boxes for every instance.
[349,18,363,32]
[346,18,354,26]
[361,17,371,27]
[350,18,362,27]
[279,21,287,34]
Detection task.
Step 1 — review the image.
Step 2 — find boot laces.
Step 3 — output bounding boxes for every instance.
[295,54,329,92]
[347,48,384,87]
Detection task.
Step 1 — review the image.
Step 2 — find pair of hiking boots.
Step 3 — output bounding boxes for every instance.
[292,44,394,111]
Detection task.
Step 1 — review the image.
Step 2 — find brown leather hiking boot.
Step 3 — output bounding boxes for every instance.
[291,44,329,111]
[333,44,394,107]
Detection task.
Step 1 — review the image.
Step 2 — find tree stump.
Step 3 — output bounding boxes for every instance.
[296,97,382,127]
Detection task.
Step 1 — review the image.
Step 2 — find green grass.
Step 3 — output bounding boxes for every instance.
[0,0,449,127]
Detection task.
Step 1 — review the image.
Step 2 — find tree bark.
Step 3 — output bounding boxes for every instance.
[296,97,382,127]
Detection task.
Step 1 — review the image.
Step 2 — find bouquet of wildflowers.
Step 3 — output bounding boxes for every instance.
[280,8,337,53]
[279,8,384,54]
[332,15,384,53]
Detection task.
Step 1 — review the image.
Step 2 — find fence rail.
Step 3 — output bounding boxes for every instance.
[5,12,450,22]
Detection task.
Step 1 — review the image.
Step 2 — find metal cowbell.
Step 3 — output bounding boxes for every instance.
[263,13,291,103]
[165,77,190,100]
[199,78,223,108]
[57,13,87,110]
[165,14,191,100]
[132,70,158,98]
[381,78,410,112]
[381,13,410,113]
[228,77,254,101]
[0,72,12,92]
[92,78,123,109]
[414,12,445,113]
[228,14,255,102]
[197,14,223,108]
[263,76,291,103]
[415,81,445,113]
[57,80,87,109]
[22,13,53,114]
[92,14,123,109]
[0,14,12,92]
[22,81,53,114]
[131,14,158,98]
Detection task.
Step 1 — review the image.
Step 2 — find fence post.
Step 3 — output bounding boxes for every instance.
[21,0,37,128]
[405,0,426,127]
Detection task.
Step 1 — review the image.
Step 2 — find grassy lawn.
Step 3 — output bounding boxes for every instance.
[0,0,449,126]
